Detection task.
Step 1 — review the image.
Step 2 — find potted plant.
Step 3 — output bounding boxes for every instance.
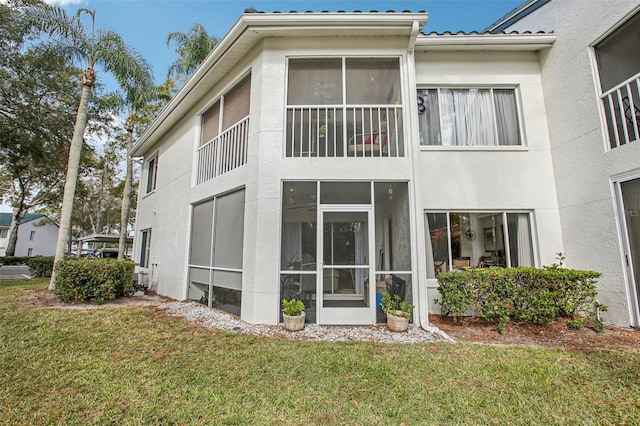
[282,298,306,331]
[380,292,414,332]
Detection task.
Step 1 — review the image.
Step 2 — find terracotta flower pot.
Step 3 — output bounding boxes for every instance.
[386,310,409,332]
[283,312,306,331]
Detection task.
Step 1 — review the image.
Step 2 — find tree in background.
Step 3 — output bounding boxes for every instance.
[166,23,218,83]
[0,2,79,256]
[117,83,171,259]
[23,4,153,288]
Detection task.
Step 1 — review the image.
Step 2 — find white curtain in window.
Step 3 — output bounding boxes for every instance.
[494,89,520,146]
[440,89,496,146]
[516,214,533,266]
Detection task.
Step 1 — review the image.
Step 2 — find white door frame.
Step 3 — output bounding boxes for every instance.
[614,176,640,327]
[317,205,376,325]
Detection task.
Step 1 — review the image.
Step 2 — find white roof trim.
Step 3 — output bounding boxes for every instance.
[415,33,556,51]
[131,12,427,156]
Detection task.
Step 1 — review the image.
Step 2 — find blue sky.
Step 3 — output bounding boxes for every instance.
[48,0,523,87]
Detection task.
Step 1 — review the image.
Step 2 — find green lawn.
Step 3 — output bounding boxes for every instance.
[1,279,639,425]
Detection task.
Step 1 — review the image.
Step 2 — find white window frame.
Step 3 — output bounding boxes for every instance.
[284,56,405,158]
[0,229,9,238]
[424,210,538,274]
[145,154,158,195]
[139,229,152,268]
[589,6,640,151]
[417,86,526,151]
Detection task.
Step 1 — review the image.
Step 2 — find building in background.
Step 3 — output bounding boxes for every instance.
[0,213,59,257]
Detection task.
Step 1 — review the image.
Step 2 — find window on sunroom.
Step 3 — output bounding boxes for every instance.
[286,57,404,157]
[595,10,640,149]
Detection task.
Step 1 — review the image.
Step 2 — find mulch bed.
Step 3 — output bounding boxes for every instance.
[430,314,640,352]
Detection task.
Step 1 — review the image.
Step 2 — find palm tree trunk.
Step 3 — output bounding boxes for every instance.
[118,114,134,259]
[50,68,95,290]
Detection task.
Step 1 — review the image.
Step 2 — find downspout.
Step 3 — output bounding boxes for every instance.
[406,21,454,342]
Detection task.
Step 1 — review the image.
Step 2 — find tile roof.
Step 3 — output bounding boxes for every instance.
[423,30,550,36]
[240,9,547,37]
[243,9,427,14]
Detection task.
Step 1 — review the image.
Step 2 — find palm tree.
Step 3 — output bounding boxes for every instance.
[117,84,170,259]
[166,23,218,81]
[23,5,153,288]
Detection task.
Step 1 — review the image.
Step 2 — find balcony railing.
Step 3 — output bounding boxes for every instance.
[285,105,404,158]
[601,71,640,149]
[195,116,249,185]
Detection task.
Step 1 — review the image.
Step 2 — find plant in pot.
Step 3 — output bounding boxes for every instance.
[380,292,414,332]
[282,298,306,331]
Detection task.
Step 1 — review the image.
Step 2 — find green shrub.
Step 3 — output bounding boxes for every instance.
[0,256,30,266]
[437,267,603,333]
[27,256,54,278]
[53,258,135,303]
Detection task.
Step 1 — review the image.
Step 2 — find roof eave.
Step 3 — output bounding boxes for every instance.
[415,33,556,51]
[131,12,428,157]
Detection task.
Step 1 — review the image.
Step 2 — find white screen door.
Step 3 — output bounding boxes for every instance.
[318,207,375,324]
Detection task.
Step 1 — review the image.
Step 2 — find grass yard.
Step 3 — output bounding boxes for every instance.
[1,279,639,425]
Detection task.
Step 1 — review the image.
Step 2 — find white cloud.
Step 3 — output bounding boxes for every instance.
[43,0,84,5]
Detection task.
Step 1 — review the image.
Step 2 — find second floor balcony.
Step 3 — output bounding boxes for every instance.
[285,105,404,158]
[286,57,404,158]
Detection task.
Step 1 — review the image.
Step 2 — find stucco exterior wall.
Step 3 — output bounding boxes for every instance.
[14,219,58,257]
[503,0,640,326]
[243,37,418,324]
[135,118,197,301]
[415,50,564,314]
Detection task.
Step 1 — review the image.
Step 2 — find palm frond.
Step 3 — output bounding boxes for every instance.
[22,3,86,44]
[93,29,153,91]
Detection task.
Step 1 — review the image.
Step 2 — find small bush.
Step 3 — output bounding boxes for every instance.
[27,256,54,277]
[437,266,603,333]
[53,258,135,303]
[281,298,305,316]
[0,256,30,266]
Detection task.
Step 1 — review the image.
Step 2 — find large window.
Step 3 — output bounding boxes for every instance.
[425,211,534,278]
[196,75,251,184]
[286,58,404,157]
[188,189,245,315]
[201,75,251,146]
[595,11,640,149]
[417,88,521,147]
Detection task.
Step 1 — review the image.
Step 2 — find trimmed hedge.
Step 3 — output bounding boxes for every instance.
[53,258,135,303]
[0,256,30,266]
[27,256,54,278]
[436,266,603,333]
